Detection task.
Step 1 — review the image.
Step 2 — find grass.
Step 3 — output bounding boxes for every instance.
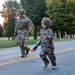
[0,40,18,48]
[0,37,39,48]
[0,37,75,48]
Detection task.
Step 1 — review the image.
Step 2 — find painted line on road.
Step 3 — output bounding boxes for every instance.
[0,47,75,66]
[55,47,75,54]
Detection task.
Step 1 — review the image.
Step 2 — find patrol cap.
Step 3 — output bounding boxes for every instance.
[41,17,52,27]
[18,9,25,14]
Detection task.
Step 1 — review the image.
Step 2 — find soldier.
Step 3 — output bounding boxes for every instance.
[13,9,34,58]
[39,17,57,69]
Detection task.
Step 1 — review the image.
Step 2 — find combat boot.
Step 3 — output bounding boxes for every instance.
[43,60,49,68]
[26,47,30,55]
[52,63,57,70]
[52,65,57,70]
[21,53,26,58]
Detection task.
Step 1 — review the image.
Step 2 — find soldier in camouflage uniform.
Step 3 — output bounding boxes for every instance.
[13,9,34,58]
[39,17,57,69]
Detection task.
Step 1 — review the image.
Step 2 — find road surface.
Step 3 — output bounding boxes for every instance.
[0,40,75,75]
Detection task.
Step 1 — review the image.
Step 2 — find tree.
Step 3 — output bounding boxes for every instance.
[1,0,20,40]
[21,0,48,39]
[0,0,20,22]
[47,1,75,38]
[4,13,16,40]
[63,2,75,38]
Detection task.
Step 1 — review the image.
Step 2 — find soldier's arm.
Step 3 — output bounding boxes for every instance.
[46,29,54,41]
[27,18,34,33]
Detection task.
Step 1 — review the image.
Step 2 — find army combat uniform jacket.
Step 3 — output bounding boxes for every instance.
[40,28,54,50]
[15,16,34,45]
[40,28,56,66]
[14,16,34,56]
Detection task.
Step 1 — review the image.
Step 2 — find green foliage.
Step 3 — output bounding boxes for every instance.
[21,0,47,39]
[47,1,75,34]
[6,13,16,37]
[1,0,20,38]
[21,0,47,24]
[1,0,20,18]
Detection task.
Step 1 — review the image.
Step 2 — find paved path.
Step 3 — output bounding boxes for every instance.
[0,40,75,75]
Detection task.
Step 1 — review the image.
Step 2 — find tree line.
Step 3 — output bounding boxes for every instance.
[0,0,75,40]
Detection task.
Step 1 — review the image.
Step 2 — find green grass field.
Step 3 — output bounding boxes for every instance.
[0,37,39,48]
[0,37,75,48]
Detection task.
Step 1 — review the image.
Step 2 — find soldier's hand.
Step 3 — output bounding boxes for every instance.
[43,36,46,39]
[12,36,15,40]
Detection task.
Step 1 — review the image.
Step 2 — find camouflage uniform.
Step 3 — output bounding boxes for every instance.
[39,17,57,69]
[14,9,34,58]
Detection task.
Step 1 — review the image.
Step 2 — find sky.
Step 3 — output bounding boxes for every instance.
[0,0,7,11]
[0,0,20,10]
[0,0,20,25]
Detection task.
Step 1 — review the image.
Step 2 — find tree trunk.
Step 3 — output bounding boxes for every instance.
[67,32,69,38]
[56,32,59,38]
[70,33,72,38]
[34,25,37,39]
[61,31,63,38]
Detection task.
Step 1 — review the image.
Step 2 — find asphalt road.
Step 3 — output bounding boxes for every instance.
[0,40,75,75]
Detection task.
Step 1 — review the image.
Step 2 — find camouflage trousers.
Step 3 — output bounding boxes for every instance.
[15,33,29,55]
[39,44,56,66]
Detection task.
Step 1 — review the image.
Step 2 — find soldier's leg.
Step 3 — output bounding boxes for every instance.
[25,33,30,55]
[48,49,57,69]
[24,41,30,55]
[20,46,26,58]
[20,45,26,58]
[39,51,49,68]
[25,46,30,55]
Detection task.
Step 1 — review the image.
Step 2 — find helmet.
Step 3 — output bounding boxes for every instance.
[18,9,25,14]
[41,17,52,27]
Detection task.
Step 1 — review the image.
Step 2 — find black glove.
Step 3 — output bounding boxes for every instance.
[12,36,15,40]
[12,33,18,40]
